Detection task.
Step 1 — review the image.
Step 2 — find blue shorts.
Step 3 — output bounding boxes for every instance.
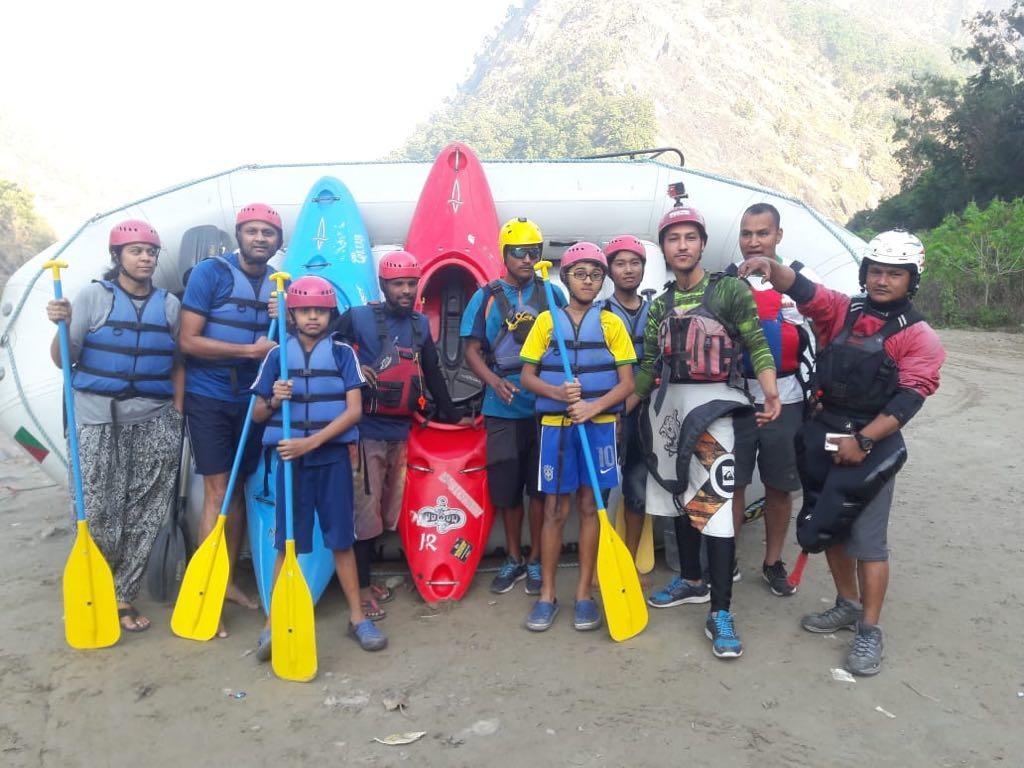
[538,421,619,495]
[184,392,265,476]
[275,448,356,554]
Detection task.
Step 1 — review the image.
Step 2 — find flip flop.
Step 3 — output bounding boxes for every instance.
[361,598,386,621]
[369,583,394,604]
[255,628,272,662]
[118,606,150,633]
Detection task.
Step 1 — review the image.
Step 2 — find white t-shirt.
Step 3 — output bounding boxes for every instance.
[734,256,818,405]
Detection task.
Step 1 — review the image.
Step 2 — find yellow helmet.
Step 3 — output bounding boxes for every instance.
[499,217,543,256]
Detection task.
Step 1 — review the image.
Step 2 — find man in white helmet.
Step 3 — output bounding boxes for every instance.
[739,230,946,676]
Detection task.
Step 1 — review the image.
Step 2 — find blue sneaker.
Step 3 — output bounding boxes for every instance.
[255,628,272,663]
[573,599,601,631]
[524,561,543,595]
[525,600,559,631]
[648,576,710,608]
[705,610,743,658]
[348,619,388,652]
[490,556,527,594]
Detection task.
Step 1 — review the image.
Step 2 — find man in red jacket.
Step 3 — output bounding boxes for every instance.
[739,230,946,676]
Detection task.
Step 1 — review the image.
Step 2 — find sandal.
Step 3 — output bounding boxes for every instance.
[118,606,150,633]
[361,598,386,621]
[370,583,394,604]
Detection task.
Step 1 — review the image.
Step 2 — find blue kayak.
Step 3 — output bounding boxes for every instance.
[246,176,377,614]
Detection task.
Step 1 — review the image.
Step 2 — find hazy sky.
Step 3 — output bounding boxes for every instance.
[2,0,515,231]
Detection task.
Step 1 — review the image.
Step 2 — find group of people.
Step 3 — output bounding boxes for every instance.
[47,196,945,678]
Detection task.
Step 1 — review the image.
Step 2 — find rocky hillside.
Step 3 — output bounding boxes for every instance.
[399,0,1007,220]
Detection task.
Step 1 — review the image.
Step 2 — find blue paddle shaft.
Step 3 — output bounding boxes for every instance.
[275,292,295,542]
[218,317,278,518]
[51,278,87,522]
[538,277,607,512]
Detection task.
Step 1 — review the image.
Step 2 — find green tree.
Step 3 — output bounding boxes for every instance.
[0,180,56,286]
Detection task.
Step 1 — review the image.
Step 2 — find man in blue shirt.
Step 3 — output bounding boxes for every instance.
[179,203,280,627]
[460,218,566,595]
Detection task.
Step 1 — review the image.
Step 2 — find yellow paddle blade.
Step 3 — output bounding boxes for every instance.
[171,516,229,641]
[614,499,627,538]
[271,541,317,682]
[636,513,655,575]
[596,509,648,642]
[63,520,120,649]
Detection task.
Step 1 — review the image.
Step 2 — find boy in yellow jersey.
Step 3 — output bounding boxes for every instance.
[518,243,635,632]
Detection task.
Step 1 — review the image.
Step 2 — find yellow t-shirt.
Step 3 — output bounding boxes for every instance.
[521,307,636,425]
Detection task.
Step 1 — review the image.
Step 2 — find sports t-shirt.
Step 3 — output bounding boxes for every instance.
[460,279,567,419]
[520,307,636,426]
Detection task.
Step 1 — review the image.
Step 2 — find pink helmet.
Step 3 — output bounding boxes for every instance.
[603,235,646,262]
[378,250,422,280]
[657,205,707,245]
[559,242,608,282]
[109,219,161,250]
[236,202,283,232]
[287,276,336,309]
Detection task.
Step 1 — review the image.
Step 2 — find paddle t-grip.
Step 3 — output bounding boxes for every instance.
[43,259,69,283]
[534,260,552,281]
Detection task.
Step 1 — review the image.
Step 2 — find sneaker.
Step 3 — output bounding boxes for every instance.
[762,560,796,597]
[524,561,543,595]
[846,621,884,676]
[732,560,742,583]
[647,576,710,608]
[573,599,601,631]
[525,600,559,631]
[490,556,527,594]
[705,610,743,658]
[255,628,272,663]
[348,619,388,651]
[800,595,863,633]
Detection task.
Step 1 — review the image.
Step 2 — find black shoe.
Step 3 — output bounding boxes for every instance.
[762,560,796,596]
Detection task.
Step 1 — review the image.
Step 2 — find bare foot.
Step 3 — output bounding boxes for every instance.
[216,621,229,639]
[225,583,259,610]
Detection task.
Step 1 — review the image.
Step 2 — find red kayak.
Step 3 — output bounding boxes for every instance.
[399,142,502,602]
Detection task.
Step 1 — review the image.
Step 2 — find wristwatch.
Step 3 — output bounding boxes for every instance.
[854,432,874,454]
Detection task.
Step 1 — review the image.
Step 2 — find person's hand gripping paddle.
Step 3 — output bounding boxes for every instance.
[45,260,121,649]
[534,261,648,642]
[171,314,278,641]
[268,271,318,682]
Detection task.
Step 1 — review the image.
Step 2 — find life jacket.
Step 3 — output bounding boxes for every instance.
[362,304,426,418]
[263,334,358,446]
[726,261,810,378]
[192,254,273,365]
[652,274,742,412]
[813,298,922,430]
[486,278,550,376]
[535,305,622,415]
[71,281,175,400]
[604,293,651,367]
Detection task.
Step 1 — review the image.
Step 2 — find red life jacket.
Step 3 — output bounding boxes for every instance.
[727,261,808,378]
[363,304,426,418]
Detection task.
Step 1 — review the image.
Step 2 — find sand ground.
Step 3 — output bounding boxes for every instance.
[0,329,1021,767]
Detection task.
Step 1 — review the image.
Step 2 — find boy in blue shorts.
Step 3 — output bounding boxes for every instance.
[251,276,386,657]
[518,243,635,632]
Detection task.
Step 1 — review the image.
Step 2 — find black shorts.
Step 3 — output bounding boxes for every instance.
[184,392,265,477]
[618,409,648,512]
[733,402,804,492]
[485,416,544,508]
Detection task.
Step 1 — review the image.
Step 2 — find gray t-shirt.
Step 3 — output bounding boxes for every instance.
[65,281,181,425]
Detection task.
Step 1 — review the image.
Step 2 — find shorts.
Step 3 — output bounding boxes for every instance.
[184,392,265,476]
[275,451,356,554]
[844,477,894,562]
[538,421,619,495]
[485,416,544,508]
[732,402,803,492]
[619,409,648,513]
[354,439,407,540]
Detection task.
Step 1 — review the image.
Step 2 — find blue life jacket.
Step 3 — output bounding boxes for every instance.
[71,281,175,399]
[192,254,272,367]
[487,278,550,375]
[536,306,622,415]
[263,335,358,446]
[604,294,650,368]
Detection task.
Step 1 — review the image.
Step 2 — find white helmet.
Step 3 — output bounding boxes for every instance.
[864,230,925,274]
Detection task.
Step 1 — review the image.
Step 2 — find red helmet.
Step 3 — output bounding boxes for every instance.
[236,202,283,232]
[287,276,336,309]
[559,242,608,283]
[657,205,707,245]
[109,219,161,250]
[378,250,422,280]
[603,235,646,262]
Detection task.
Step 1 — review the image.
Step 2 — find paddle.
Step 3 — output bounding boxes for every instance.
[613,501,655,575]
[45,260,121,649]
[268,271,318,682]
[788,550,809,588]
[171,316,279,641]
[533,261,648,642]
